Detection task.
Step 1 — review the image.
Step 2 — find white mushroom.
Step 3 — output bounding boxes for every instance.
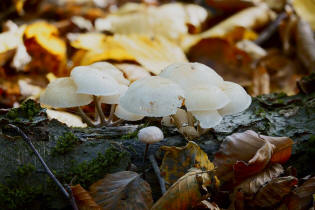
[119,76,185,117]
[89,62,130,86]
[114,105,144,121]
[185,84,230,111]
[40,77,94,126]
[218,81,252,116]
[138,126,164,161]
[190,110,222,129]
[70,65,121,125]
[159,62,223,89]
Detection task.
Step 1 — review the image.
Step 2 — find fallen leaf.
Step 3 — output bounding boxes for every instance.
[151,168,216,210]
[234,163,284,194]
[192,200,220,210]
[115,34,188,75]
[292,0,315,30]
[252,65,270,96]
[160,141,216,188]
[46,109,87,128]
[287,176,315,210]
[89,171,153,210]
[95,3,208,41]
[115,63,151,82]
[296,18,315,73]
[214,130,293,182]
[24,21,67,76]
[182,4,273,51]
[71,184,101,210]
[252,176,298,207]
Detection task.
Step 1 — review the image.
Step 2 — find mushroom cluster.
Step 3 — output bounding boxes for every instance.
[119,62,251,138]
[40,62,131,127]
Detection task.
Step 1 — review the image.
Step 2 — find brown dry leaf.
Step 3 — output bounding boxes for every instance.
[187,38,252,87]
[296,18,315,73]
[115,63,151,82]
[24,21,67,76]
[160,141,216,188]
[182,4,274,51]
[252,176,298,207]
[71,184,101,210]
[214,130,293,182]
[234,163,284,194]
[192,200,220,210]
[258,49,305,95]
[151,168,216,210]
[287,176,315,210]
[292,0,315,30]
[89,171,153,210]
[252,65,270,96]
[46,109,87,128]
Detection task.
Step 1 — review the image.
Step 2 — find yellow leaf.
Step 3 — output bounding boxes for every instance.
[151,168,216,210]
[160,141,215,188]
[293,0,315,30]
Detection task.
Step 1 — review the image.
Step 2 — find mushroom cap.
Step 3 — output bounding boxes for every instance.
[159,62,223,89]
[89,62,130,85]
[114,105,144,121]
[185,84,230,111]
[100,85,128,104]
[191,110,222,128]
[138,126,164,144]
[70,66,120,96]
[40,77,93,108]
[218,81,252,116]
[119,76,185,117]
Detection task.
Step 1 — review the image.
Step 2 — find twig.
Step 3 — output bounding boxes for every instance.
[77,107,95,127]
[254,12,287,45]
[149,154,166,194]
[7,124,78,210]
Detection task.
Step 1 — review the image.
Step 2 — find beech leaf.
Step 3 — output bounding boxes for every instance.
[71,184,102,210]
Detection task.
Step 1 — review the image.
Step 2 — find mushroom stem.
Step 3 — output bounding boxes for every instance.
[149,154,166,194]
[93,95,106,125]
[77,107,95,127]
[108,104,117,123]
[110,119,124,126]
[143,144,149,162]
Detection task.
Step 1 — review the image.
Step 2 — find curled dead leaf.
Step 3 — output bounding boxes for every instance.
[151,168,216,210]
[160,141,216,188]
[71,184,101,210]
[287,176,315,210]
[89,171,153,210]
[214,130,293,182]
[252,176,298,207]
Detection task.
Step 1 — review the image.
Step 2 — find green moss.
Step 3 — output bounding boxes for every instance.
[6,99,42,121]
[0,164,48,210]
[56,146,129,189]
[121,123,151,140]
[255,107,266,117]
[51,132,80,155]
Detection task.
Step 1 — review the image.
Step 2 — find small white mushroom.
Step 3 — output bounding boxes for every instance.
[70,65,121,125]
[185,84,230,111]
[218,81,252,116]
[114,105,144,121]
[39,77,94,126]
[138,126,164,161]
[159,62,223,89]
[119,76,185,117]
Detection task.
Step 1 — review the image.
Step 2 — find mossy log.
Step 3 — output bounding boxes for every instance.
[0,92,314,209]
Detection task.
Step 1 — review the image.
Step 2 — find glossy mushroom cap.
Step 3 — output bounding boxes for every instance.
[114,105,144,121]
[89,62,130,86]
[100,85,128,104]
[40,77,92,108]
[159,62,223,89]
[119,76,185,117]
[218,81,252,116]
[70,66,120,96]
[138,126,164,144]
